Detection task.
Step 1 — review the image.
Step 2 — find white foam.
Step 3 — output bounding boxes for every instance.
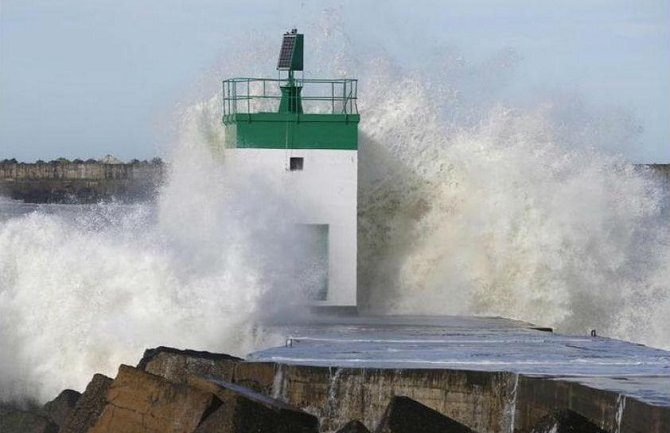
[0,17,668,402]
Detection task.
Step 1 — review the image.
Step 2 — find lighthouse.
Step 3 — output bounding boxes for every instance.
[221,29,360,306]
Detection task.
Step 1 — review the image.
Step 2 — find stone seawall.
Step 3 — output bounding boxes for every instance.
[270,365,514,432]
[3,346,667,432]
[262,364,668,433]
[139,348,669,433]
[0,161,164,203]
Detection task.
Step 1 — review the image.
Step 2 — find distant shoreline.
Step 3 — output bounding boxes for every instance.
[0,158,165,203]
[0,159,667,205]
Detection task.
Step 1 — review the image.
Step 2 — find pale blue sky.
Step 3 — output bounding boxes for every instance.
[1,0,668,162]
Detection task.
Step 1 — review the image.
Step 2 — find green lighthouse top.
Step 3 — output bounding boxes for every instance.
[221,29,359,151]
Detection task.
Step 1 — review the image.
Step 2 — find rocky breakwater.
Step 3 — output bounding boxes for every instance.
[643,163,670,182]
[0,157,164,203]
[2,346,666,433]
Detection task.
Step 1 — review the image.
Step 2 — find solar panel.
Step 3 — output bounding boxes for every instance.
[277,30,303,71]
[277,34,296,70]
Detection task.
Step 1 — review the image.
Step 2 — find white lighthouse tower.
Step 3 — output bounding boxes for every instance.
[221,30,359,306]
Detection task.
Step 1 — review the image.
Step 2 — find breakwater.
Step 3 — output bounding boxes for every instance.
[2,342,666,433]
[249,315,669,432]
[0,159,164,203]
[644,163,670,180]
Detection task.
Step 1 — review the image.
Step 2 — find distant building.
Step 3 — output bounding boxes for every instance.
[99,154,123,164]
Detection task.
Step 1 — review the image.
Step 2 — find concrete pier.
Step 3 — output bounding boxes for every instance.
[247,315,669,432]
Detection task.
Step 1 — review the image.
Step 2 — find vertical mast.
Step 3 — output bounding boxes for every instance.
[277,29,304,113]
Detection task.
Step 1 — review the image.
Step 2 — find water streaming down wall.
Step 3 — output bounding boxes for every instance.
[614,395,627,433]
[505,374,520,433]
[263,364,521,432]
[0,20,668,403]
[244,362,666,433]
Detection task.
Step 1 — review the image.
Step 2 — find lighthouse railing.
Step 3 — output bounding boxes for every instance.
[222,78,358,121]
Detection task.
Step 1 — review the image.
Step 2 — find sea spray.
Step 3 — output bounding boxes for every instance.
[335,22,670,348]
[357,81,670,348]
[0,99,308,401]
[0,18,668,403]
[0,199,291,401]
[161,20,670,349]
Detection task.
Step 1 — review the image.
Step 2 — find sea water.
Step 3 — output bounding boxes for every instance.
[1,19,669,402]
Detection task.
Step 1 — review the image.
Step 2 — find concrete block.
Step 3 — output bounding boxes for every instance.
[336,420,371,433]
[41,389,80,428]
[528,409,607,433]
[514,376,670,433]
[137,346,241,385]
[375,396,477,433]
[189,376,318,433]
[88,365,220,433]
[232,362,278,395]
[59,374,112,433]
[0,409,58,433]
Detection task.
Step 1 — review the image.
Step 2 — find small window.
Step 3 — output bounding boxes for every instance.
[289,157,304,171]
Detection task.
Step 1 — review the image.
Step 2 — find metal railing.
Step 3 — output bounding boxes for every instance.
[222,77,358,117]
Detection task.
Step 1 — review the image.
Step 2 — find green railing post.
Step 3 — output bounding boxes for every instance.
[342,81,347,114]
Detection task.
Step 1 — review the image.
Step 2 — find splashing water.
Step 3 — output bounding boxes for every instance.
[355,60,670,349]
[1,19,669,403]
[0,97,309,402]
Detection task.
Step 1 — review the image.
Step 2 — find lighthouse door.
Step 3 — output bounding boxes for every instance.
[295,224,329,301]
